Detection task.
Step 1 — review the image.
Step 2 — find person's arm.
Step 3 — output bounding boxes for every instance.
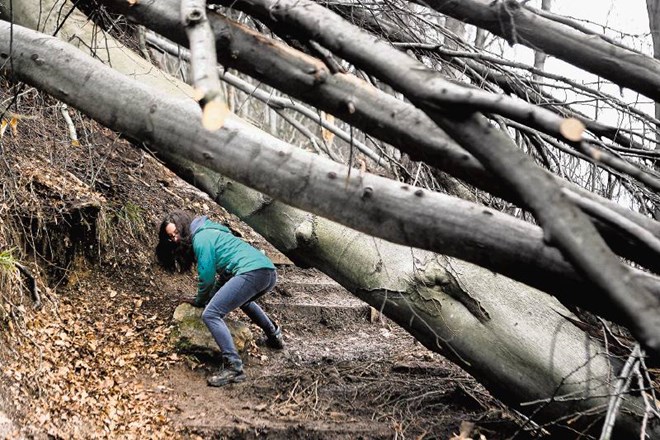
[192,237,216,307]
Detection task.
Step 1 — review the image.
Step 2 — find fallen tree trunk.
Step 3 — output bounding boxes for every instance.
[231,0,660,360]
[0,0,193,98]
[161,151,656,438]
[408,0,660,103]
[95,0,660,278]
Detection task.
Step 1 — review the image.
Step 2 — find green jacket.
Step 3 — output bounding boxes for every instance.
[191,217,275,306]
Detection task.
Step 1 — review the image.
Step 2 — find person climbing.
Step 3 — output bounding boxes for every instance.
[155,210,284,387]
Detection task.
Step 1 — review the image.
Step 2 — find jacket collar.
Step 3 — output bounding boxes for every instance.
[190,215,208,236]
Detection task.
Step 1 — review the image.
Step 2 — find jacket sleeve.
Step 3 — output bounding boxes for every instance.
[193,236,217,307]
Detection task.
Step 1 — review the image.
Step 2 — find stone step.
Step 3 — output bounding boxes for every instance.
[260,301,372,328]
[272,282,360,307]
[261,277,372,327]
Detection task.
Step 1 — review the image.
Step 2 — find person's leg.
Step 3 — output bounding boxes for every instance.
[202,274,263,386]
[241,301,283,349]
[241,302,277,334]
[240,269,277,332]
[239,269,284,349]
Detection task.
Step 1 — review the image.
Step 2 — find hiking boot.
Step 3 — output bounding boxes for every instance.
[266,326,284,350]
[207,366,246,387]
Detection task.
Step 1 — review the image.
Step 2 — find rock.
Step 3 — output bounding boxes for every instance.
[171,304,253,356]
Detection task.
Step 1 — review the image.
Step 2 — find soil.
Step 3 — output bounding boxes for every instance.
[0,84,529,439]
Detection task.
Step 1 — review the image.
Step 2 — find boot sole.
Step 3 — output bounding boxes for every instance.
[207,373,247,387]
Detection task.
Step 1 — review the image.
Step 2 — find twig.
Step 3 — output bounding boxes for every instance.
[599,345,640,440]
[60,103,79,146]
[15,262,41,309]
[634,362,657,440]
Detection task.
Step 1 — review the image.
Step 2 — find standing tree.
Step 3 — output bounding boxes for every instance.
[533,0,552,81]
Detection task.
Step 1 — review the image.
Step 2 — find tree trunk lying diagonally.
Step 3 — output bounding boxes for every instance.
[97,0,660,278]
[409,0,660,103]
[212,0,660,362]
[160,152,656,439]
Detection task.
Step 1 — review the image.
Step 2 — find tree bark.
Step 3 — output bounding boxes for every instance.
[180,0,227,130]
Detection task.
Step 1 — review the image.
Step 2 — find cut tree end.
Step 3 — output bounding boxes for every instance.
[202,99,229,131]
[559,118,585,142]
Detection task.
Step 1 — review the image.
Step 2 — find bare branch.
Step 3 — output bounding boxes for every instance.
[599,345,641,440]
[60,103,79,146]
[95,0,660,275]
[145,31,392,170]
[180,0,227,129]
[562,189,660,274]
[410,0,660,102]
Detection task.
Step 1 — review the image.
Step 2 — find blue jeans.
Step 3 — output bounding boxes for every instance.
[201,268,277,366]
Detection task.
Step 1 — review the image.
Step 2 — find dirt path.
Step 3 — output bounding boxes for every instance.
[141,268,521,440]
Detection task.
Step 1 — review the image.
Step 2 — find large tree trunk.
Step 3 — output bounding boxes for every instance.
[0,4,658,437]
[212,0,660,358]
[161,153,653,439]
[649,0,660,124]
[6,16,660,334]
[0,0,193,98]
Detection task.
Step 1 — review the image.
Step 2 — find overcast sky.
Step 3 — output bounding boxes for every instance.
[555,0,649,34]
[504,0,655,122]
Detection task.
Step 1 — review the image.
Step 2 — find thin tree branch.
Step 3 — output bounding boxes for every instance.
[410,0,660,103]
[180,0,227,130]
[599,345,640,440]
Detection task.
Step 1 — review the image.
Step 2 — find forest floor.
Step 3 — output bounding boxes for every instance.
[0,87,529,439]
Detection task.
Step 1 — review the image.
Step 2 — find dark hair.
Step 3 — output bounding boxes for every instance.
[155,210,195,272]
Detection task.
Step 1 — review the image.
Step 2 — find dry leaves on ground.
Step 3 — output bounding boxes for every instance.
[1,282,183,439]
